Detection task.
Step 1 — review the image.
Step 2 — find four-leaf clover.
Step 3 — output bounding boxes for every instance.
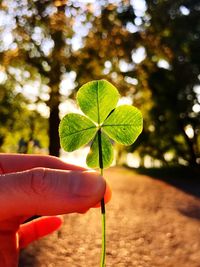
[59,79,143,169]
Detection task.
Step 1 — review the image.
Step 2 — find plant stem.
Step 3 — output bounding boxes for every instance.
[98,130,106,267]
[100,175,106,267]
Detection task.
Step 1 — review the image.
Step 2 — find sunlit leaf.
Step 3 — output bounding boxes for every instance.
[102,105,143,145]
[59,113,97,151]
[77,79,120,124]
[59,80,143,169]
[86,131,114,169]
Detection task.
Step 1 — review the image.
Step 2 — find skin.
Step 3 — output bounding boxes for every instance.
[0,154,111,267]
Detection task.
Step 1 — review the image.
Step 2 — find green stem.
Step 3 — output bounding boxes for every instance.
[100,174,106,267]
[98,130,106,267]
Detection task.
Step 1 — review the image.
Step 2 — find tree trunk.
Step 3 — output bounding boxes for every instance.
[47,5,66,157]
[183,132,197,166]
[49,103,60,157]
[178,120,197,166]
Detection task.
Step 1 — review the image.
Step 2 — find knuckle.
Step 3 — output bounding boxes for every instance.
[40,155,59,167]
[28,167,56,196]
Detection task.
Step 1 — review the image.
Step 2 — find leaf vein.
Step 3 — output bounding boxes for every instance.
[102,124,137,127]
[62,126,97,137]
[96,81,100,124]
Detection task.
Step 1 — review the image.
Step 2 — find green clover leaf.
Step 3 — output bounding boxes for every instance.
[59,79,143,169]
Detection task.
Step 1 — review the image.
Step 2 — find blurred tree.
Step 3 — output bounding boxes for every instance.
[71,2,138,95]
[136,0,200,166]
[0,82,48,153]
[72,0,200,166]
[1,0,199,165]
[0,84,25,151]
[0,0,90,156]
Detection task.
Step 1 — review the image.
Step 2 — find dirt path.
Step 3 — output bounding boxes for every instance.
[20,167,200,267]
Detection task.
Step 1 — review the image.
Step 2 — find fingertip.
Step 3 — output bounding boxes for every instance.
[93,182,112,208]
[48,215,63,229]
[19,216,63,248]
[104,182,112,203]
[71,170,105,198]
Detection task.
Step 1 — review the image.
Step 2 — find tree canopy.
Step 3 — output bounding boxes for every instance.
[72,0,200,166]
[0,0,199,166]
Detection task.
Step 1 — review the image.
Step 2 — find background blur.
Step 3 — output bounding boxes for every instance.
[0,0,199,168]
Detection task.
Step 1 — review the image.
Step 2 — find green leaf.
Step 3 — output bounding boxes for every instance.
[102,105,143,145]
[86,131,114,169]
[59,113,97,152]
[77,79,120,124]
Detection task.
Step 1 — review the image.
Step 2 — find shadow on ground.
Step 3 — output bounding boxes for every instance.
[19,249,39,267]
[134,165,200,198]
[134,165,200,220]
[178,203,200,220]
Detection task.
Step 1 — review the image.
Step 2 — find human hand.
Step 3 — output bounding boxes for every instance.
[0,153,111,267]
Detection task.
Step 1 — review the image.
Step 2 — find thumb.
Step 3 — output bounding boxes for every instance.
[0,168,105,219]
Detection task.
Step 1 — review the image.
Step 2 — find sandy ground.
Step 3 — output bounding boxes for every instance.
[19,167,200,267]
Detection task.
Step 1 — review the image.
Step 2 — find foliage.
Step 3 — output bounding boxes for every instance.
[0,83,48,152]
[72,1,200,166]
[0,85,25,150]
[0,0,199,166]
[136,0,200,166]
[0,0,91,156]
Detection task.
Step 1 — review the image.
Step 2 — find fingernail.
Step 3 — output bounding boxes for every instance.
[71,170,105,198]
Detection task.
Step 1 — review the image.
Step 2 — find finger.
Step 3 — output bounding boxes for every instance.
[0,154,86,174]
[93,183,112,208]
[0,168,106,219]
[19,216,63,248]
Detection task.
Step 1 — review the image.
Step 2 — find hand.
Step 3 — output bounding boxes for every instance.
[0,154,111,267]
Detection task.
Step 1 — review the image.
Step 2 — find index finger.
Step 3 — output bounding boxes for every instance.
[0,154,86,174]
